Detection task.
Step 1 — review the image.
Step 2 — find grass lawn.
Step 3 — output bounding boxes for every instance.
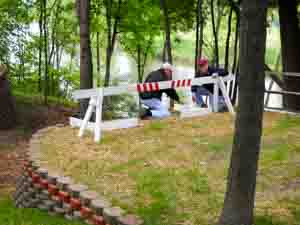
[0,198,86,225]
[0,187,85,225]
[36,112,300,225]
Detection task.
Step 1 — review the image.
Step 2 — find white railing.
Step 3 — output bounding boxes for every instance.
[264,71,300,110]
[71,74,235,142]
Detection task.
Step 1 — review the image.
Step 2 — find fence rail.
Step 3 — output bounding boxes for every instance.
[71,74,235,142]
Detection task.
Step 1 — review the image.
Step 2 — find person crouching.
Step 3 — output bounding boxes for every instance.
[140,63,181,119]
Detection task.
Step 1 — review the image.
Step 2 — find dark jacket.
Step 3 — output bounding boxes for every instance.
[140,69,180,102]
[191,66,228,94]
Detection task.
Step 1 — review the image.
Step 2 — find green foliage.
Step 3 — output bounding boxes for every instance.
[103,94,139,120]
[0,197,86,225]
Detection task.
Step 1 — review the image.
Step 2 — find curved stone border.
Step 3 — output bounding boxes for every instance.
[13,125,144,225]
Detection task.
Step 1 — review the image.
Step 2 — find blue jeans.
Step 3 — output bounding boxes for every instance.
[192,86,226,109]
[141,98,170,118]
[192,86,212,106]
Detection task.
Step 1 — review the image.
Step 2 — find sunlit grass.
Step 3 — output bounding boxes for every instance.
[37,112,300,225]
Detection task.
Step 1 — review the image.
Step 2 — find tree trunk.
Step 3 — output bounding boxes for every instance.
[38,0,43,93]
[218,1,268,225]
[278,0,300,111]
[160,0,173,64]
[96,31,101,85]
[160,0,174,108]
[79,0,93,116]
[0,75,17,129]
[232,13,239,74]
[210,0,219,67]
[103,0,121,87]
[137,44,142,83]
[195,0,203,73]
[43,0,49,105]
[104,0,112,87]
[224,6,233,71]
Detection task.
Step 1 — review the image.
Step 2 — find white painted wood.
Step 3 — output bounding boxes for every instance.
[213,76,219,113]
[180,107,211,118]
[223,73,235,82]
[72,74,236,142]
[94,89,103,142]
[230,74,236,99]
[78,98,96,137]
[185,87,194,108]
[265,90,300,96]
[72,75,235,101]
[70,117,139,132]
[101,118,139,130]
[218,77,235,115]
[265,71,300,78]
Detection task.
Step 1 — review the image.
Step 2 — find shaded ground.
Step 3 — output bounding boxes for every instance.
[0,97,75,192]
[38,112,300,225]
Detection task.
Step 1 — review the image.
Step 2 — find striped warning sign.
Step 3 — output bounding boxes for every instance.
[137,82,160,92]
[171,79,192,89]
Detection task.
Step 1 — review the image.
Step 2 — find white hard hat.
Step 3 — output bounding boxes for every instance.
[162,62,174,72]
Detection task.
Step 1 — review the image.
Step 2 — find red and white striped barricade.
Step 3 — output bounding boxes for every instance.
[70,74,235,142]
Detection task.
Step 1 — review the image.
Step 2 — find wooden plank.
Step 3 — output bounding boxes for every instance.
[265,71,300,79]
[218,77,235,115]
[94,89,103,142]
[266,73,284,88]
[213,82,219,112]
[264,80,274,107]
[70,117,139,132]
[72,75,234,100]
[73,88,102,100]
[264,90,300,96]
[265,107,300,115]
[78,98,96,137]
[179,107,211,118]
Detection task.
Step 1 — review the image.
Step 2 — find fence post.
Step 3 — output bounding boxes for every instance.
[213,74,219,112]
[94,89,104,142]
[264,80,274,107]
[79,98,96,137]
[218,77,235,115]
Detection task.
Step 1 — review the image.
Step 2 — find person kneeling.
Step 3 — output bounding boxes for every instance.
[191,57,228,112]
[140,63,181,119]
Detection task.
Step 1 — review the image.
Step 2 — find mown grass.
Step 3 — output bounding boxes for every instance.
[0,197,85,225]
[38,112,300,225]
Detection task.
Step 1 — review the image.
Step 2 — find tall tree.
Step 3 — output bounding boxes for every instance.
[38,0,43,93]
[160,0,172,64]
[104,0,122,87]
[43,0,49,105]
[228,0,241,73]
[160,0,174,108]
[77,0,93,115]
[210,0,219,67]
[218,1,268,225]
[278,0,300,111]
[224,5,233,71]
[195,0,204,73]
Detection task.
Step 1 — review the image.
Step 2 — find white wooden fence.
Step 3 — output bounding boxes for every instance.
[264,71,300,111]
[70,74,235,142]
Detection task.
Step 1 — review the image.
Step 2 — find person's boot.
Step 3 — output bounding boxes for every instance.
[140,108,152,120]
[218,105,228,112]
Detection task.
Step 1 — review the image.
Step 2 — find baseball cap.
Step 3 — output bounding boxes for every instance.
[197,58,209,66]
